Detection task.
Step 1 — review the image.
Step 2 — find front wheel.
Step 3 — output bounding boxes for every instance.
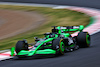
[15,41,28,53]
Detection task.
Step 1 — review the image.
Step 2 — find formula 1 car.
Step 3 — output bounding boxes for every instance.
[11,25,90,58]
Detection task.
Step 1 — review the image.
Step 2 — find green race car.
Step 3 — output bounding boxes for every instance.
[11,25,90,58]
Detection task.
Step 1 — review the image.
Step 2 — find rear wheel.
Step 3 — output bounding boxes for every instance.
[77,32,90,48]
[15,41,28,53]
[52,38,65,55]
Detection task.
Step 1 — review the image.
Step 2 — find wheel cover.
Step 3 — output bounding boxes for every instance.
[59,39,65,54]
[86,33,90,46]
[60,42,64,52]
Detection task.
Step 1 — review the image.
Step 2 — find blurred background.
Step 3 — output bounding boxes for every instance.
[0,5,90,50]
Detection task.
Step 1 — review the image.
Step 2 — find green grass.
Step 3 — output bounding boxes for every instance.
[0,5,90,50]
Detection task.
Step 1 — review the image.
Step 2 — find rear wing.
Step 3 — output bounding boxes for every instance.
[57,25,84,33]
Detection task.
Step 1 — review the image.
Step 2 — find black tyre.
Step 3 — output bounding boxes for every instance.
[77,32,90,48]
[15,41,28,53]
[52,38,65,55]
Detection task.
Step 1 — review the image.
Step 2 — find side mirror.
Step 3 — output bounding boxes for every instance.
[34,37,38,39]
[34,37,39,42]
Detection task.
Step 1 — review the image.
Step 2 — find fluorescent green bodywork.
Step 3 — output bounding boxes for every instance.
[11,47,15,56]
[17,49,56,56]
[57,25,84,34]
[11,25,85,57]
[14,38,55,56]
[35,49,56,54]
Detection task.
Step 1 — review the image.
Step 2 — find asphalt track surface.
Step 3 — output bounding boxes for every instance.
[0,0,100,9]
[0,0,100,67]
[0,33,100,67]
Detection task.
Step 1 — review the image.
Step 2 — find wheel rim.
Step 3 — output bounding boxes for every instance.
[60,42,64,52]
[59,39,65,54]
[86,33,90,45]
